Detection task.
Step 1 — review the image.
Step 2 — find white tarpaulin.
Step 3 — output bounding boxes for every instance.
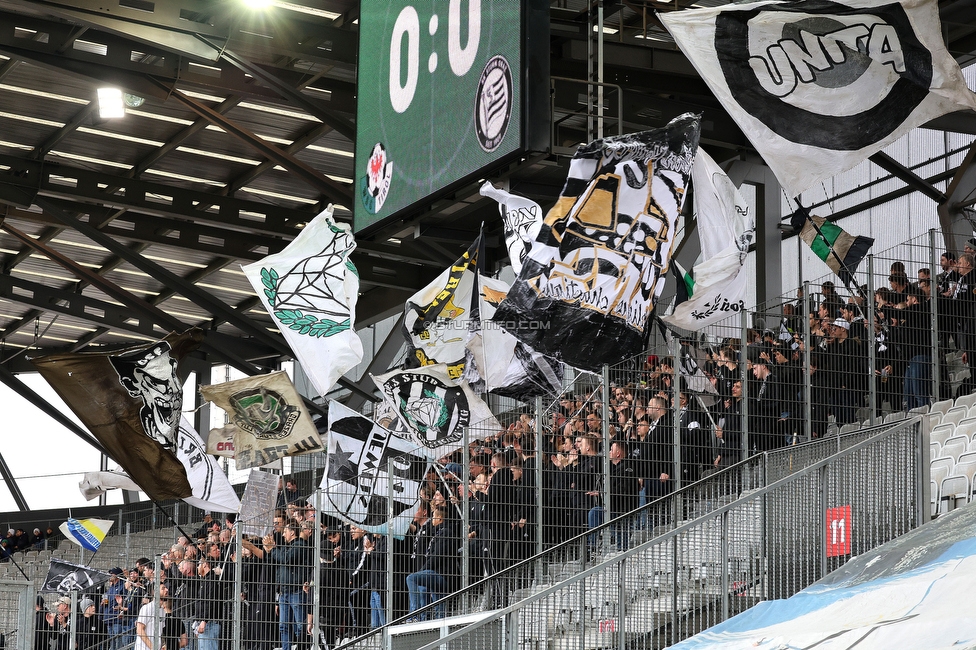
[659,0,976,198]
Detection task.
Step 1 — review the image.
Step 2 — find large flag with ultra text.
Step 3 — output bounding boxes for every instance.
[372,364,500,459]
[492,114,701,372]
[402,238,481,380]
[201,371,322,470]
[31,330,201,502]
[242,205,363,397]
[321,401,430,538]
[659,0,976,198]
[664,149,755,330]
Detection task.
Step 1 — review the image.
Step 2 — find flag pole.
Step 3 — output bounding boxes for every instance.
[430,462,465,519]
[3,549,31,582]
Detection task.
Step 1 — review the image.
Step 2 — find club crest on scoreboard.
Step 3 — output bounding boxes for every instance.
[361,142,393,214]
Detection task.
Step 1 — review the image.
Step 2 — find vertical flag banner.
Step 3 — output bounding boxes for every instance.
[659,0,976,198]
[201,371,322,470]
[42,559,112,594]
[492,114,701,372]
[59,518,113,552]
[322,401,430,538]
[402,238,481,379]
[664,149,755,330]
[176,415,241,513]
[32,330,203,502]
[792,210,874,284]
[242,206,363,397]
[239,469,282,538]
[372,364,500,458]
[480,182,544,275]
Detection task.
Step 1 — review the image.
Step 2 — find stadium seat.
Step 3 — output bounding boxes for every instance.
[931,399,955,417]
[931,479,939,518]
[931,424,956,447]
[931,457,954,488]
[942,407,968,428]
[925,412,942,430]
[956,418,976,441]
[958,451,976,465]
[909,404,930,415]
[839,423,859,434]
[968,404,976,420]
[956,392,976,411]
[884,411,908,424]
[942,435,969,463]
[940,475,970,512]
[931,441,942,459]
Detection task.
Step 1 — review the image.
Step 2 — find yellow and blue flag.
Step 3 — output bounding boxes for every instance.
[59,518,113,552]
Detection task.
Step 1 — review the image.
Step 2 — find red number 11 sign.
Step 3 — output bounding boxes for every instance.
[826,505,852,557]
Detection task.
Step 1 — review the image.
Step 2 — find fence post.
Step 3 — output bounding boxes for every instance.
[617,557,626,650]
[866,254,877,424]
[819,464,829,580]
[69,590,78,650]
[153,555,163,650]
[602,363,612,551]
[233,518,243,650]
[386,476,394,627]
[740,308,750,464]
[125,523,131,570]
[930,228,941,404]
[461,426,470,591]
[535,395,544,577]
[721,510,729,622]
[802,281,812,442]
[671,339,682,496]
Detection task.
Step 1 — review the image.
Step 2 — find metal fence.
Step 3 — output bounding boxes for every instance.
[389,416,922,650]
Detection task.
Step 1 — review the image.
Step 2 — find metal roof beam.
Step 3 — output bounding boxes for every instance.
[869,152,947,203]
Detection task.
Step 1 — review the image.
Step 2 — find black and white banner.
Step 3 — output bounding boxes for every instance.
[42,559,111,594]
[321,402,430,538]
[659,0,976,198]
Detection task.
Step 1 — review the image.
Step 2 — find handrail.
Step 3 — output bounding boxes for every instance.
[410,416,921,650]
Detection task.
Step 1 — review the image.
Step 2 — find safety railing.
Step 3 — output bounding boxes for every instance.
[395,416,922,650]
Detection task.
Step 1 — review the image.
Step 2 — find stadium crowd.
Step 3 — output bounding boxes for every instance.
[31,252,973,649]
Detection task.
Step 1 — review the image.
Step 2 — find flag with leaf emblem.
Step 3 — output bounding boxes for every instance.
[242,206,363,397]
[371,364,500,458]
[321,401,431,538]
[201,371,322,470]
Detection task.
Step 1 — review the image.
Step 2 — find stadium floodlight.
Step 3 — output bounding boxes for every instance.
[96,87,125,119]
[242,0,273,8]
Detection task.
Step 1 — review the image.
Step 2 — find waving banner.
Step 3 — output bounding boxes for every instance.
[480,182,544,275]
[42,559,111,594]
[372,364,500,458]
[59,518,113,552]
[32,330,202,502]
[492,114,701,372]
[201,371,321,470]
[659,0,976,198]
[664,149,755,330]
[402,238,481,379]
[321,401,430,538]
[242,206,363,397]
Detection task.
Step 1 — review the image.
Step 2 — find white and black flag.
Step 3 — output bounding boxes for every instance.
[42,559,111,594]
[321,402,431,538]
[659,0,976,198]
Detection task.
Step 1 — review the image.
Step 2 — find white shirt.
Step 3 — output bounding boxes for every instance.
[135,602,165,650]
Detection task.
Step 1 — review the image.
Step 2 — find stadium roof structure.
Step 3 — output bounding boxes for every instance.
[0,0,974,511]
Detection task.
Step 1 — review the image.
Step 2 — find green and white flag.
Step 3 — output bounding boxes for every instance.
[791,210,873,285]
[371,364,499,459]
[242,206,363,397]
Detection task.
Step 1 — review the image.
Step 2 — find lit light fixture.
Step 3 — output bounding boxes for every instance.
[243,0,273,8]
[96,87,125,119]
